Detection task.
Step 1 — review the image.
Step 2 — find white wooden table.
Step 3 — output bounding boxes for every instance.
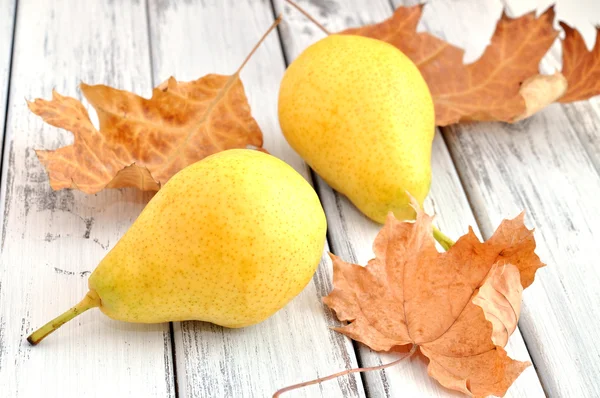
[0,0,599,397]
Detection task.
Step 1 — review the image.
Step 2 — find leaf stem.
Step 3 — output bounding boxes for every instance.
[272,344,418,397]
[234,14,283,76]
[160,14,281,173]
[27,290,101,345]
[432,225,455,251]
[285,0,331,35]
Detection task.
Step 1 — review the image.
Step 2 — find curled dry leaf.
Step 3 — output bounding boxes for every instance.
[514,72,568,122]
[558,22,600,103]
[28,16,284,194]
[323,200,545,397]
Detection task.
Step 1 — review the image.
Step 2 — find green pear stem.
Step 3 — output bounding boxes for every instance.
[27,290,101,346]
[432,225,455,251]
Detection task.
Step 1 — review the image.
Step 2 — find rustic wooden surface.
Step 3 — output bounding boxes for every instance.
[0,0,175,396]
[0,0,598,397]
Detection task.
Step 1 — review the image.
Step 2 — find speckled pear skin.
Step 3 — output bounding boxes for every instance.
[278,35,435,223]
[88,149,327,328]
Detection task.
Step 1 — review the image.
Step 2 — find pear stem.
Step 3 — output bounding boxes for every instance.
[27,290,101,346]
[285,0,331,35]
[272,344,418,397]
[432,225,455,251]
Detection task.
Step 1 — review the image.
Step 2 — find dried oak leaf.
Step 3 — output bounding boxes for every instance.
[558,22,600,103]
[323,201,545,397]
[513,72,568,121]
[29,75,264,194]
[341,5,558,125]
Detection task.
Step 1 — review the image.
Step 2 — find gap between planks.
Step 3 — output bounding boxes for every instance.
[0,0,17,193]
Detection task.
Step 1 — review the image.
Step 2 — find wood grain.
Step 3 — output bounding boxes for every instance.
[0,0,15,152]
[273,0,544,396]
[390,0,600,395]
[146,1,365,396]
[0,0,174,396]
[0,0,597,397]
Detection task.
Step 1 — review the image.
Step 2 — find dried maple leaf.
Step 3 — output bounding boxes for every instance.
[323,201,545,397]
[29,77,262,194]
[341,6,558,125]
[29,18,281,194]
[558,22,600,103]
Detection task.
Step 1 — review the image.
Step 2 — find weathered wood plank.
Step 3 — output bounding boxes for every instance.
[0,0,175,396]
[391,0,600,395]
[147,1,364,397]
[0,0,16,149]
[273,0,544,396]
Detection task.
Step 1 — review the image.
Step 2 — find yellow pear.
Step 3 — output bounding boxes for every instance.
[28,149,327,345]
[279,35,435,223]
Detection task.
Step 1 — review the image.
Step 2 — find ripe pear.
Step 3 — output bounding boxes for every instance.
[278,35,435,223]
[28,149,327,345]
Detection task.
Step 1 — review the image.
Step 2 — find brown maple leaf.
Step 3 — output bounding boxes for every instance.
[29,76,263,194]
[341,6,558,125]
[29,17,281,194]
[558,22,600,103]
[323,201,545,397]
